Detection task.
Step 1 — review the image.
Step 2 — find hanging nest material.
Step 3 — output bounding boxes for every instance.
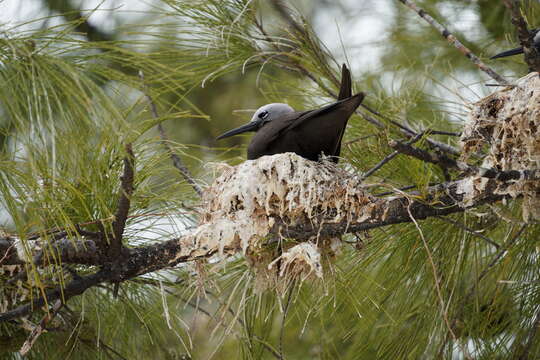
[179,153,375,286]
[460,72,540,221]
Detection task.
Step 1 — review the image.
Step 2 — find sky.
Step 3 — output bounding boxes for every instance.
[0,0,494,98]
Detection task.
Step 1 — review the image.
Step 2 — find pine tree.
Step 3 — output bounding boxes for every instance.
[1,1,539,359]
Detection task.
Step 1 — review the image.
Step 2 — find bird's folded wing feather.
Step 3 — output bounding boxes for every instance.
[286,93,365,133]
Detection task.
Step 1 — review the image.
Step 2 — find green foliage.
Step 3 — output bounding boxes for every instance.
[0,0,539,359]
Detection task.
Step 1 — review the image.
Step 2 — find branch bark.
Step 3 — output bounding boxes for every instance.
[389,139,540,181]
[264,0,460,156]
[397,0,510,85]
[138,71,203,197]
[110,143,135,258]
[0,171,520,322]
[502,0,540,73]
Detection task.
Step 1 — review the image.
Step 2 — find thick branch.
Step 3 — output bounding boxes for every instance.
[0,172,520,322]
[1,238,102,266]
[0,270,110,322]
[275,178,507,240]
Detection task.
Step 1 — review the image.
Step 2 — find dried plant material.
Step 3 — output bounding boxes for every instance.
[268,242,323,279]
[460,73,540,220]
[177,153,376,283]
[0,265,28,313]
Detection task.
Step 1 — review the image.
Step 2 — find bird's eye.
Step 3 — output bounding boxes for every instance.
[258,110,269,119]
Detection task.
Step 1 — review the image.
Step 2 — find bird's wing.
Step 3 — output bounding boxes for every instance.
[247,111,308,159]
[289,93,365,160]
[286,93,365,133]
[337,64,352,100]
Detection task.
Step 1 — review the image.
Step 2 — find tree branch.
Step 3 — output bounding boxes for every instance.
[397,0,510,85]
[110,144,135,257]
[138,71,203,197]
[502,0,540,73]
[265,0,460,156]
[43,2,114,43]
[0,171,522,322]
[389,138,461,170]
[361,132,424,180]
[436,216,500,249]
[389,139,540,181]
[19,300,63,356]
[0,238,18,265]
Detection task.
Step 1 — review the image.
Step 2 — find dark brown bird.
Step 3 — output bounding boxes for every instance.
[217,64,364,163]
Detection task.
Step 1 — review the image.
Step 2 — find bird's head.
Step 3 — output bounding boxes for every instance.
[217,103,294,140]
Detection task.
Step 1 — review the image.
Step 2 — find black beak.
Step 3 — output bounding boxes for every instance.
[490,46,524,60]
[216,121,260,140]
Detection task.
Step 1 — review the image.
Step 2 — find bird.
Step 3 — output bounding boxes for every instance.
[490,28,540,59]
[216,64,365,163]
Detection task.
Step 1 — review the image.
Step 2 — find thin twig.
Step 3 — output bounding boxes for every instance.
[428,130,461,137]
[389,138,460,171]
[485,83,517,88]
[361,104,461,156]
[361,132,424,180]
[361,151,400,180]
[502,0,540,73]
[407,203,472,359]
[279,282,295,360]
[436,216,500,249]
[344,134,377,146]
[475,225,527,285]
[397,0,509,85]
[138,71,203,197]
[374,182,442,196]
[110,143,135,258]
[441,224,528,355]
[19,300,63,356]
[389,139,540,181]
[0,241,15,265]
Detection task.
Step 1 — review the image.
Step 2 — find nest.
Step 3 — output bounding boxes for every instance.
[180,153,375,286]
[460,72,540,221]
